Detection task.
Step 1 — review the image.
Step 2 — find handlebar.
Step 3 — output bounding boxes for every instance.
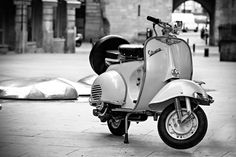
[147,16,161,24]
[147,16,171,28]
[147,16,179,36]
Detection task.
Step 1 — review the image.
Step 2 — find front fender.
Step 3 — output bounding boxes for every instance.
[150,79,211,105]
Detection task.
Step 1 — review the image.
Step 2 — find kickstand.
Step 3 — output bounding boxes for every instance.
[124,113,131,144]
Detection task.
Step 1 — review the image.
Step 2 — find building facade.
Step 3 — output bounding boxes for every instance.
[0,0,80,54]
[0,0,172,54]
[1,0,236,61]
[85,0,236,61]
[215,0,236,61]
[84,0,172,42]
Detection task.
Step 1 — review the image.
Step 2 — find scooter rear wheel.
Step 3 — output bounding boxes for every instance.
[158,104,208,149]
[107,118,130,136]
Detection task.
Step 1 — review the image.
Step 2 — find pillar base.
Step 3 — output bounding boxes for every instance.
[219,24,236,61]
[53,38,65,53]
[219,40,236,61]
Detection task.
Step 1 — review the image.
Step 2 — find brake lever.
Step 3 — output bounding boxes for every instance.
[153,24,158,37]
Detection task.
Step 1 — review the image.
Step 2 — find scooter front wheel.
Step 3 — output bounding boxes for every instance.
[158,104,208,149]
[107,118,130,136]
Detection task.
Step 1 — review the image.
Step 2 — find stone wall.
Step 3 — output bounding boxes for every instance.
[103,0,172,42]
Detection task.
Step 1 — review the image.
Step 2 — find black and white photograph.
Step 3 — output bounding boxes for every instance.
[0,0,235,156]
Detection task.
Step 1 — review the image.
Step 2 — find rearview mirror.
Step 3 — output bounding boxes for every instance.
[175,21,183,29]
[172,21,183,34]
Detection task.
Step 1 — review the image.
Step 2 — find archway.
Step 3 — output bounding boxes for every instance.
[173,0,216,45]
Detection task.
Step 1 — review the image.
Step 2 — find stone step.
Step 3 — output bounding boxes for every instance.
[86,5,100,10]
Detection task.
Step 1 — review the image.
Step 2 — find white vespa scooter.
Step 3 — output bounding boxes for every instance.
[89,16,213,149]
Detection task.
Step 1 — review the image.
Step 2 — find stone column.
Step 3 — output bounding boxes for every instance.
[42,0,57,53]
[65,0,81,53]
[14,0,31,53]
[216,0,236,61]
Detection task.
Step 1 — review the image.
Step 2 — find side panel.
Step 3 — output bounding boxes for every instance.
[108,61,144,109]
[91,71,126,105]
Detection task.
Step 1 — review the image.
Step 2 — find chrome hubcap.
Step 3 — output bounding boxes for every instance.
[165,109,198,140]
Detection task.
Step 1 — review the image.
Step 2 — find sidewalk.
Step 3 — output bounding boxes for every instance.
[75,42,93,54]
[0,42,94,100]
[0,43,94,83]
[0,41,236,156]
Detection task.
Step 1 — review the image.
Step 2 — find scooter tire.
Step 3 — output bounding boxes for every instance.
[107,119,130,136]
[89,35,129,75]
[158,104,208,149]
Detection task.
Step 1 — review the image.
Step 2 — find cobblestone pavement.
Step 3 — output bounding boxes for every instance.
[0,37,236,156]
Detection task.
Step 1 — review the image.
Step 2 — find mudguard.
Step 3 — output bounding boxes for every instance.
[150,79,209,105]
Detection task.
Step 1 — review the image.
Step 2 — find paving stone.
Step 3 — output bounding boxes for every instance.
[0,38,236,156]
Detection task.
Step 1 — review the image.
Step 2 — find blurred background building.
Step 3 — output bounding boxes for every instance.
[0,0,235,60]
[0,0,81,54]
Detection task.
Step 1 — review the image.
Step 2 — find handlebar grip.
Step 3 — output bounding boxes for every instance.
[147,16,161,24]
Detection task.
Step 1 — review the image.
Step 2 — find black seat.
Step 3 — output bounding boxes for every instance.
[119,44,144,58]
